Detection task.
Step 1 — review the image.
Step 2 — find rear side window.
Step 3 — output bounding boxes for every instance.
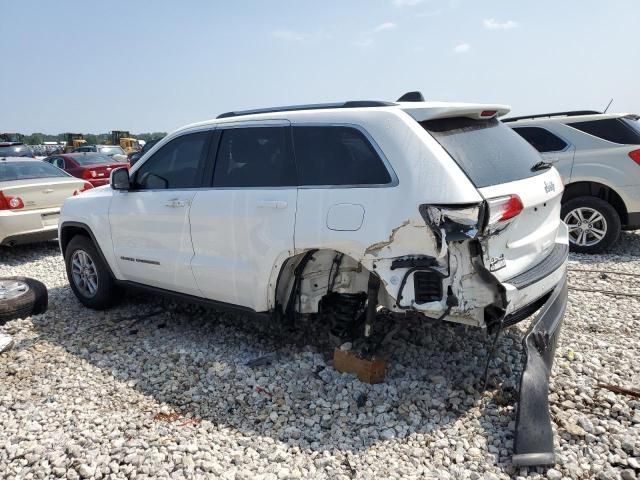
[511,126,568,153]
[135,131,209,189]
[421,117,544,188]
[293,126,391,186]
[213,127,296,187]
[0,161,68,181]
[567,118,640,145]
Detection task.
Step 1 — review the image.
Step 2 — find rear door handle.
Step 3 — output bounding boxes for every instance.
[165,198,190,208]
[257,200,288,209]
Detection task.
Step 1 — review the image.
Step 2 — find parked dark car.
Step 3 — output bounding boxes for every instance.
[128,138,161,165]
[0,142,34,158]
[43,153,130,187]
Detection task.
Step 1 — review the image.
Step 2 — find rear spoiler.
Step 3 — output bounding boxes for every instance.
[398,102,511,122]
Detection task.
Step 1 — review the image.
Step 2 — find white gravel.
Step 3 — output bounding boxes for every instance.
[1,233,639,479]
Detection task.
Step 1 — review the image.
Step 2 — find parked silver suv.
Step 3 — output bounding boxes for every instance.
[504,110,640,253]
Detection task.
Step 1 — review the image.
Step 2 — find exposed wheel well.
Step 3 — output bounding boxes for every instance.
[273,249,373,315]
[59,225,91,255]
[562,181,628,224]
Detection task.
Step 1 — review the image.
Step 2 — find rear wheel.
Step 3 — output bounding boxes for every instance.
[562,196,621,253]
[64,235,118,309]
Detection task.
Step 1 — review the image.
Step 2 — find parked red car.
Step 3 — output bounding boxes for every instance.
[43,153,129,187]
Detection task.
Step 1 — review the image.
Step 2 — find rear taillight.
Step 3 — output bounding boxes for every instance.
[480,110,497,117]
[629,149,640,165]
[486,195,523,225]
[0,192,24,210]
[73,182,94,196]
[82,169,98,179]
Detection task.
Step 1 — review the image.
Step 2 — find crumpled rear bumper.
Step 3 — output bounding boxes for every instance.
[512,272,568,466]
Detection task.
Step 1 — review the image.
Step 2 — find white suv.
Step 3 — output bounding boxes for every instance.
[59,94,569,466]
[504,110,640,253]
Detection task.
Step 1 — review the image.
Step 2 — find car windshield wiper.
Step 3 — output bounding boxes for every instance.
[531,160,553,171]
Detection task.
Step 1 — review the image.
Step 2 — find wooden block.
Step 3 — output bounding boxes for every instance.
[333,348,387,384]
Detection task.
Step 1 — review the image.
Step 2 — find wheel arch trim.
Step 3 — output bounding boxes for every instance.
[59,221,119,280]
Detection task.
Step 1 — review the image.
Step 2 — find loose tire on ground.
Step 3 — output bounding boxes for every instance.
[64,235,118,309]
[561,196,621,254]
[0,276,48,324]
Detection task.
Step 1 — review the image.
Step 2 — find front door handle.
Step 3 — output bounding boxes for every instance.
[257,200,288,209]
[165,198,190,208]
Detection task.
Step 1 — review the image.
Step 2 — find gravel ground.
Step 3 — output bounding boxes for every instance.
[1,233,639,480]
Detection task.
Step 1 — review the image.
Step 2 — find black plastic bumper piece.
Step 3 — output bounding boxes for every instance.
[512,273,568,467]
[505,243,568,289]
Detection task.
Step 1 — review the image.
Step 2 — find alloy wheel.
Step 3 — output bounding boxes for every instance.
[71,250,99,297]
[564,207,608,247]
[0,280,29,301]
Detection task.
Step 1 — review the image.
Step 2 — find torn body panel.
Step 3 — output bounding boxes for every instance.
[274,203,507,328]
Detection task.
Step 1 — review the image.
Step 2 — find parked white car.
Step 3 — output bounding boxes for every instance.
[59,94,569,466]
[504,110,640,253]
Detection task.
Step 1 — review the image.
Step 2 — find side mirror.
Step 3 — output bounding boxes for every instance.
[110,167,130,190]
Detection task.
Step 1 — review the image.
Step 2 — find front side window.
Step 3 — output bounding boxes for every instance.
[293,126,392,186]
[213,127,296,187]
[567,118,640,145]
[134,131,209,189]
[511,126,568,153]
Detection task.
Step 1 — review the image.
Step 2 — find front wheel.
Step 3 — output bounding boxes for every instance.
[64,235,118,309]
[561,196,621,253]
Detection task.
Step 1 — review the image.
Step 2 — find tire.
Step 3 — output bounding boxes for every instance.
[561,196,621,254]
[64,235,118,309]
[0,276,48,325]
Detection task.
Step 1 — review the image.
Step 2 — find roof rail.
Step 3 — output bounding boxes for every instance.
[502,110,602,123]
[217,100,395,119]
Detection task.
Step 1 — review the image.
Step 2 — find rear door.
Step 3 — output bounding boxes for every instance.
[421,117,564,281]
[108,130,211,295]
[510,126,576,183]
[189,122,297,310]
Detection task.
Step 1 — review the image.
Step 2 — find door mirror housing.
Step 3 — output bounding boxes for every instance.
[110,167,130,190]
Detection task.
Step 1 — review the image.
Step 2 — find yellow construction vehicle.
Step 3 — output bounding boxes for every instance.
[111,130,140,155]
[63,133,86,153]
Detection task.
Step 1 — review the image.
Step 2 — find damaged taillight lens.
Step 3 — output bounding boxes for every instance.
[486,194,523,225]
[419,203,482,241]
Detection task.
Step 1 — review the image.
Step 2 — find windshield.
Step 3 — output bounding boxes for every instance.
[420,117,545,188]
[99,146,125,155]
[0,161,69,182]
[72,154,114,165]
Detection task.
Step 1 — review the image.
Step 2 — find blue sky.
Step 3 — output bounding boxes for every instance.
[2,0,639,134]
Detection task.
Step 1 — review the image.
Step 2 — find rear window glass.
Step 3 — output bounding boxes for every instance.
[0,145,33,157]
[567,118,640,145]
[0,161,69,181]
[420,117,544,188]
[511,126,568,153]
[72,154,113,165]
[99,146,125,155]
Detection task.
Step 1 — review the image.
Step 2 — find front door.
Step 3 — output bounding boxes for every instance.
[109,130,211,295]
[189,122,297,311]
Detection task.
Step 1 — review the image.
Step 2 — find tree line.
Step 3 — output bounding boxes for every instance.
[21,132,167,145]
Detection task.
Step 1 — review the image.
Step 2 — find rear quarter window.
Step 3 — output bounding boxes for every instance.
[567,118,640,145]
[420,117,545,188]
